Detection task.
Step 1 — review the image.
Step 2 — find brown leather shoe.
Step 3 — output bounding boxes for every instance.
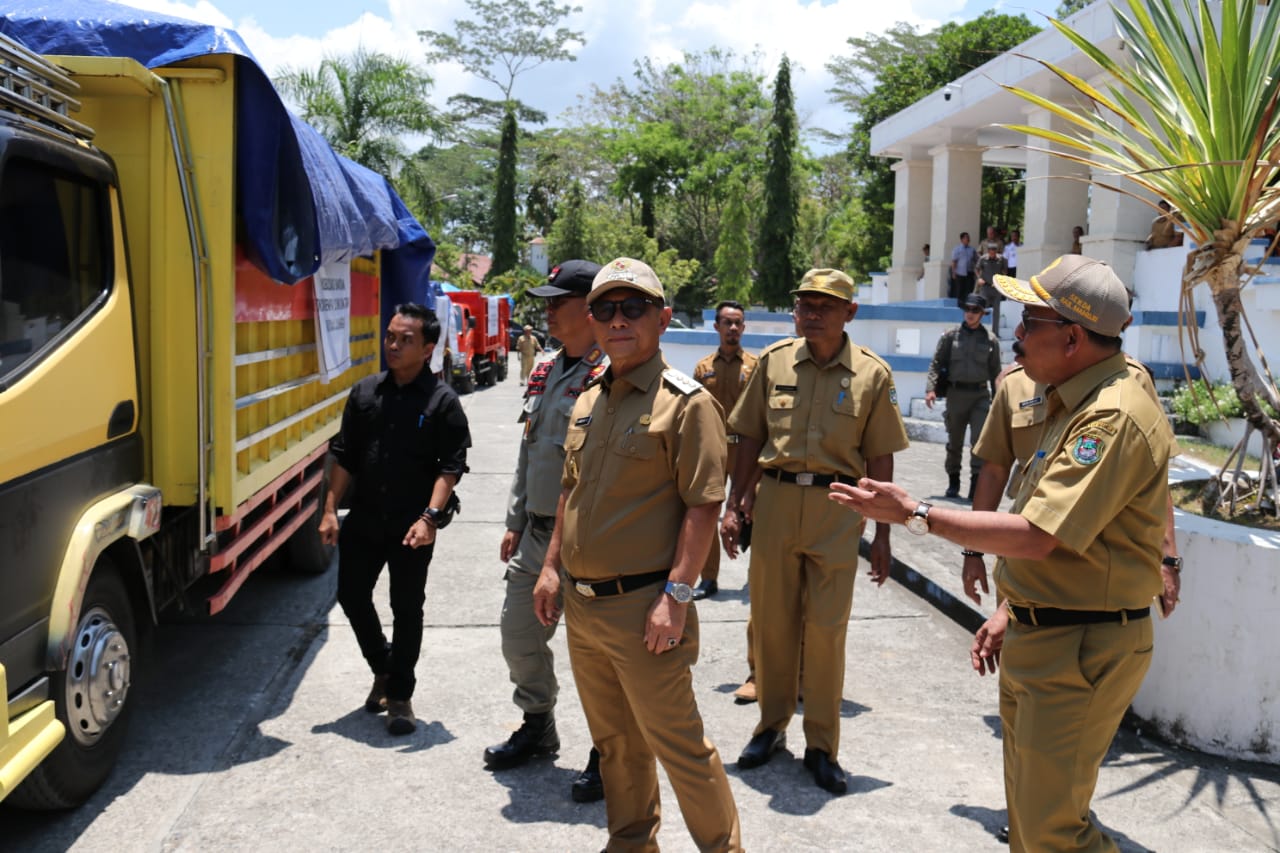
[365,674,388,713]
[733,676,757,704]
[386,699,416,735]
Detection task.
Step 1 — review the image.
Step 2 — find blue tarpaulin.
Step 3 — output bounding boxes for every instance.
[0,0,437,325]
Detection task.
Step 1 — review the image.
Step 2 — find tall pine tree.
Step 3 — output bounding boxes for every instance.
[713,173,752,303]
[490,107,519,277]
[758,56,800,309]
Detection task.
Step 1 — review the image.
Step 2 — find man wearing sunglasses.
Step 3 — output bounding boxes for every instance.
[722,269,909,795]
[925,292,1002,501]
[485,260,607,803]
[533,257,741,851]
[831,256,1176,851]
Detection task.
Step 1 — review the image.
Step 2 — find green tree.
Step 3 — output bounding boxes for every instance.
[758,55,801,308]
[713,173,752,303]
[491,108,520,276]
[1003,0,1280,463]
[419,0,584,125]
[1055,0,1091,16]
[548,180,588,262]
[274,48,440,175]
[839,13,1041,280]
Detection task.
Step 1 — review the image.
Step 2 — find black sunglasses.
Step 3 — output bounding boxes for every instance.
[589,296,661,321]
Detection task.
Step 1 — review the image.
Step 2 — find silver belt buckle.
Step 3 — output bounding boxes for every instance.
[795,472,815,486]
[574,581,596,598]
[726,434,740,445]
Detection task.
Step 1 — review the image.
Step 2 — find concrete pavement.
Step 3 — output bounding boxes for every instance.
[2,348,1277,852]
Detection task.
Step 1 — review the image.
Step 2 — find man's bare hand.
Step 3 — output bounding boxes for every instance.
[1159,564,1181,618]
[532,565,563,627]
[318,510,340,546]
[868,535,891,586]
[644,593,688,655]
[720,510,741,559]
[963,554,990,605]
[500,529,522,563]
[925,390,937,410]
[402,518,436,549]
[971,605,1008,676]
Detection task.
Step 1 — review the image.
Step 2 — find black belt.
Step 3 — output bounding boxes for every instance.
[949,381,987,391]
[568,568,668,599]
[1009,605,1150,627]
[770,470,847,487]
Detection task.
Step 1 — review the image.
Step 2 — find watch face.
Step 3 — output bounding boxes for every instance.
[905,516,929,535]
[667,582,693,603]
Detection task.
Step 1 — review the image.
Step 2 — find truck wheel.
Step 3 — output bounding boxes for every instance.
[496,356,508,382]
[457,369,475,394]
[477,361,492,387]
[286,471,335,575]
[8,558,136,810]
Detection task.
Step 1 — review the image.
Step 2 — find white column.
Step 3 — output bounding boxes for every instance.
[1083,169,1152,287]
[1020,106,1090,277]
[886,156,933,301]
[927,143,984,299]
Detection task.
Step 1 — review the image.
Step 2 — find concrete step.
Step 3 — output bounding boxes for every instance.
[905,416,947,444]
[909,398,947,421]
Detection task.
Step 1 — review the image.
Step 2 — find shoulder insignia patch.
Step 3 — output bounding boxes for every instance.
[663,368,704,396]
[760,337,797,356]
[574,415,593,427]
[1071,434,1104,465]
[889,386,898,405]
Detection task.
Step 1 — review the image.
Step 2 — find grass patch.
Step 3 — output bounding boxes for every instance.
[1171,480,1280,532]
[1174,435,1265,471]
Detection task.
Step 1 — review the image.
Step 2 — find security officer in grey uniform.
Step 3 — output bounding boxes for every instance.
[484,260,608,804]
[925,292,1001,501]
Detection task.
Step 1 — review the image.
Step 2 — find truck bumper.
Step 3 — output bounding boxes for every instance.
[1,666,65,801]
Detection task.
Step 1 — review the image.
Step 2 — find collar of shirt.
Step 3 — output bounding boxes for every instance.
[1044,352,1129,414]
[795,334,855,371]
[716,348,744,364]
[602,349,666,395]
[376,367,435,394]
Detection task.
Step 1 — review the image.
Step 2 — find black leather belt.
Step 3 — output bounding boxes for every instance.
[949,381,987,391]
[771,470,847,487]
[569,568,668,599]
[1009,605,1150,627]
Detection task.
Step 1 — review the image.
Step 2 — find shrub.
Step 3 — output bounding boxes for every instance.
[1170,379,1277,425]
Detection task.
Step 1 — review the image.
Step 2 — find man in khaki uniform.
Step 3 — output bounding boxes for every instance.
[691,300,758,600]
[516,324,540,384]
[533,257,741,852]
[485,261,607,803]
[721,269,909,795]
[832,255,1177,852]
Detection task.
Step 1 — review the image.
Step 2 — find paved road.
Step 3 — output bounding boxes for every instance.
[3,348,1277,852]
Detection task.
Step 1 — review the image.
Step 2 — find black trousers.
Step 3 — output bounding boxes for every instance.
[337,517,434,701]
[952,273,975,305]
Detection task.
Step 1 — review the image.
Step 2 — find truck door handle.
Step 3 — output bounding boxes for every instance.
[107,400,136,439]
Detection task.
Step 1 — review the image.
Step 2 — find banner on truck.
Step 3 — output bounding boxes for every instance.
[313,261,352,383]
[487,295,501,338]
[432,295,452,376]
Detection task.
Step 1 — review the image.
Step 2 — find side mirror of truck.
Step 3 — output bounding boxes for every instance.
[468,317,477,329]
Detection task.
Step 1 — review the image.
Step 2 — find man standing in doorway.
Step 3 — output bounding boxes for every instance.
[485,261,607,803]
[691,300,757,601]
[320,304,471,735]
[950,232,977,305]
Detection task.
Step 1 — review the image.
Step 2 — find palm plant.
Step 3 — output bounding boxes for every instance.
[275,47,441,176]
[1002,0,1280,507]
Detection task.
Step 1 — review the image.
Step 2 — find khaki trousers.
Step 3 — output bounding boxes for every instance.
[1000,617,1153,852]
[565,580,741,853]
[748,476,861,755]
[698,444,736,584]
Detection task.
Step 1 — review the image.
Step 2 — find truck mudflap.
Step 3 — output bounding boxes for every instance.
[206,442,328,614]
[0,669,63,802]
[46,485,163,671]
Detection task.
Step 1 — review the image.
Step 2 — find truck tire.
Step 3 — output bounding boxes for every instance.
[495,355,508,382]
[8,557,137,810]
[476,360,492,387]
[456,368,475,395]
[286,471,335,575]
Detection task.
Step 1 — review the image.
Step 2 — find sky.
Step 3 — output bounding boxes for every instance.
[116,0,1069,147]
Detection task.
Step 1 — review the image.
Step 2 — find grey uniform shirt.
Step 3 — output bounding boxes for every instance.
[505,348,607,530]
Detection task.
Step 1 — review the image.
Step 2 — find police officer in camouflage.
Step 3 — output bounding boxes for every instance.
[925,292,1001,501]
[484,260,607,804]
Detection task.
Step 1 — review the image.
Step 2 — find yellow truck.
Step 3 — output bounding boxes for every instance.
[0,10,433,808]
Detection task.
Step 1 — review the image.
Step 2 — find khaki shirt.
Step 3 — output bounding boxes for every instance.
[506,347,607,528]
[728,335,909,477]
[994,353,1176,611]
[517,333,540,359]
[560,350,726,580]
[1149,215,1178,249]
[693,348,758,430]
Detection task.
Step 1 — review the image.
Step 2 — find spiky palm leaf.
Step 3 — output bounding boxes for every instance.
[999,0,1280,502]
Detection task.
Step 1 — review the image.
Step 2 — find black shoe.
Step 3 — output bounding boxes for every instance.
[945,474,961,499]
[803,748,847,794]
[691,579,718,601]
[737,729,785,769]
[571,747,604,803]
[484,713,560,770]
[996,825,1009,844]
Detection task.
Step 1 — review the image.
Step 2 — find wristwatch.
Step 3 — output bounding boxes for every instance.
[1161,555,1183,571]
[905,501,933,536]
[421,507,444,527]
[664,581,694,604]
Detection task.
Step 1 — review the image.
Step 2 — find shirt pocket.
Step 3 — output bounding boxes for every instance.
[830,391,864,447]
[767,393,796,431]
[613,432,661,461]
[563,427,587,482]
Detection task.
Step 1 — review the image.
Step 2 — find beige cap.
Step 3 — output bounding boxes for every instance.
[589,257,664,304]
[994,255,1131,337]
[791,268,855,303]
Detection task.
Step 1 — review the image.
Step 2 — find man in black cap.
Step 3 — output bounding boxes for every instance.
[925,292,1002,500]
[484,260,608,804]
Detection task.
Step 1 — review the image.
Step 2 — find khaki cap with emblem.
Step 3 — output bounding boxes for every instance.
[994,255,1131,337]
[791,268,855,303]
[589,257,665,304]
